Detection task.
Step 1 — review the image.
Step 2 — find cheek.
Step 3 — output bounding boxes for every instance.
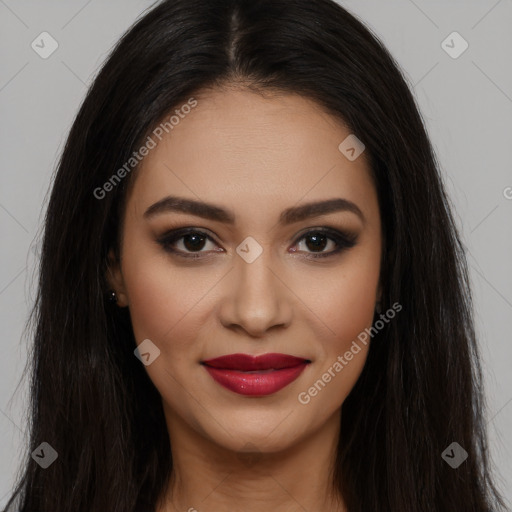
[305,254,380,347]
[120,246,203,352]
[296,246,380,405]
[296,276,375,410]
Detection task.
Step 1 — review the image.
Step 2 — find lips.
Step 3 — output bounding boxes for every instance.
[201,353,310,396]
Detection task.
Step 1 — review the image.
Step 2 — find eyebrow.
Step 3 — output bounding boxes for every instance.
[143,195,365,225]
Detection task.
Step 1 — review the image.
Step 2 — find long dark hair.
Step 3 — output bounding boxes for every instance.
[3,0,507,510]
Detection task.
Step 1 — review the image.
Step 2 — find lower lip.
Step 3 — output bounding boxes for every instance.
[203,364,309,396]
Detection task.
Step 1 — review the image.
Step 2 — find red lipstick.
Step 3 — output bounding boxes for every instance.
[201,353,310,396]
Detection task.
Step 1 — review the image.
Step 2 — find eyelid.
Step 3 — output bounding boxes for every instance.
[156,226,358,259]
[290,227,358,258]
[156,228,220,257]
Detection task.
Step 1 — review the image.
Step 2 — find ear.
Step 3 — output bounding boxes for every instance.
[106,248,129,307]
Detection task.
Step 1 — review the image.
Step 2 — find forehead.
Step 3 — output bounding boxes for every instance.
[126,88,377,226]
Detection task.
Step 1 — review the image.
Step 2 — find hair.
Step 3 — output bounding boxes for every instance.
[3,0,507,510]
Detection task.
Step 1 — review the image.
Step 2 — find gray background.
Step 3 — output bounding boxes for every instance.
[0,0,511,506]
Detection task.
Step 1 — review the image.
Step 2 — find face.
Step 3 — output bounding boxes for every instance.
[108,87,382,454]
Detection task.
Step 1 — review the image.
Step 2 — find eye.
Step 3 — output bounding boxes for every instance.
[157,228,220,259]
[291,228,357,259]
[156,227,358,260]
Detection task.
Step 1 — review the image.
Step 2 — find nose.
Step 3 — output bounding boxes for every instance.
[218,251,293,338]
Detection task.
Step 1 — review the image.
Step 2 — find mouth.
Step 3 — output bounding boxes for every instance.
[201,353,311,396]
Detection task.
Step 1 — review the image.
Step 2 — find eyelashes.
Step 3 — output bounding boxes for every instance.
[156,226,358,261]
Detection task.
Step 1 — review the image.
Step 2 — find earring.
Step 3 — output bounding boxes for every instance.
[107,290,118,304]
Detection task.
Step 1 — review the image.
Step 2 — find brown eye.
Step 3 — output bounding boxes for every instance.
[299,232,332,253]
[181,232,208,252]
[157,227,357,260]
[291,229,358,258]
[157,229,220,258]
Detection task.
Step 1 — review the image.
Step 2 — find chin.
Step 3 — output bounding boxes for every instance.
[199,405,317,453]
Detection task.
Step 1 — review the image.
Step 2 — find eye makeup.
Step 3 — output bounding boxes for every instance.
[155,226,358,260]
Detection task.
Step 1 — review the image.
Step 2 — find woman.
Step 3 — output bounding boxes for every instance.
[3,0,507,510]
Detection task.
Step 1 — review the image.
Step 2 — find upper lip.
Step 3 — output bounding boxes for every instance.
[201,353,311,371]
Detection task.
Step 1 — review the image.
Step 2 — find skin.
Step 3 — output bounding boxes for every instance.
[107,87,382,511]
